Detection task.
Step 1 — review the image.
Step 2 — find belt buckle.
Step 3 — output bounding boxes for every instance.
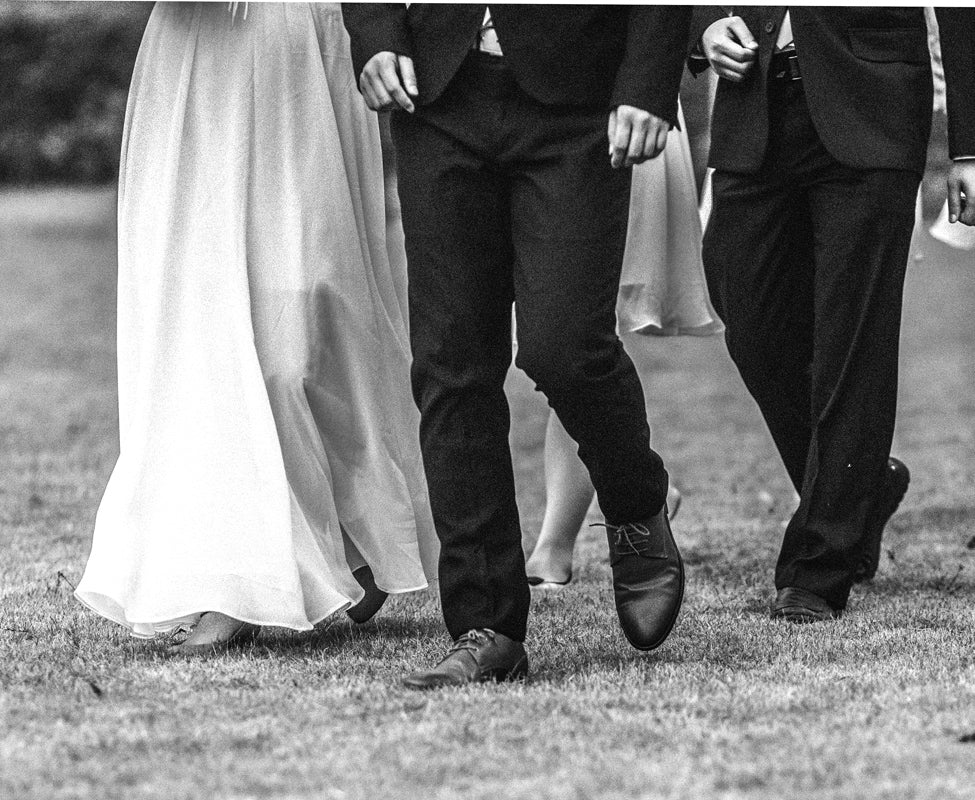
[772,48,801,82]
[786,51,801,81]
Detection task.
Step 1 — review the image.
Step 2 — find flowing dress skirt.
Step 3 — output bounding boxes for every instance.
[75,2,437,637]
[617,105,723,337]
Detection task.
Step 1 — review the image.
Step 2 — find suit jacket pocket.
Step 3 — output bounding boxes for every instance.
[848,27,929,64]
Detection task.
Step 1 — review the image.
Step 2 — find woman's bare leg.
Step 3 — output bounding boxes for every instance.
[524,409,595,584]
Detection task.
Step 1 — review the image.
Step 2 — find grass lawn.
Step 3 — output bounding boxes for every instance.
[1,187,974,800]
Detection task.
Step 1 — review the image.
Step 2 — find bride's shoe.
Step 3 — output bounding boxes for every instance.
[346,566,388,624]
[171,611,260,656]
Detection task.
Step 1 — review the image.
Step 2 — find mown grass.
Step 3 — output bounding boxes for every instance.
[1,188,974,800]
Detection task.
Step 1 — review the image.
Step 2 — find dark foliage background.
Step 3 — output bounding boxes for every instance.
[0,1,151,185]
[0,1,951,195]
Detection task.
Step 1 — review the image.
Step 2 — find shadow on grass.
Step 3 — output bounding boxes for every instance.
[891,503,975,535]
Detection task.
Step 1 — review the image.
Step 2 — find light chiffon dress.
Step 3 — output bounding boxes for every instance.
[75,2,437,637]
[617,104,723,337]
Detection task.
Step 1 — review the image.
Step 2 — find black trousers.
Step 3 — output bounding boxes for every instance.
[392,53,668,642]
[703,78,920,609]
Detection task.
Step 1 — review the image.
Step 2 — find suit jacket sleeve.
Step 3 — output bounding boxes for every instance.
[610,6,693,126]
[935,8,975,158]
[341,3,412,82]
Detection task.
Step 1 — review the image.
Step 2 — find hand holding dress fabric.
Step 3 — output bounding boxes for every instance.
[947,160,975,226]
[608,105,670,168]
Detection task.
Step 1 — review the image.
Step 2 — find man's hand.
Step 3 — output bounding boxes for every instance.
[702,16,759,83]
[359,51,418,113]
[608,105,670,168]
[947,160,975,226]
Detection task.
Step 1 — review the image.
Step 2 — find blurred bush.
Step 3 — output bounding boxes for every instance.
[0,1,151,185]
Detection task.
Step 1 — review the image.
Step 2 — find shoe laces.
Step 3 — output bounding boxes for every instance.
[592,521,655,556]
[447,628,496,657]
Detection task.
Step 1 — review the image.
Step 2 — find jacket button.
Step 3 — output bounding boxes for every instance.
[764,20,775,33]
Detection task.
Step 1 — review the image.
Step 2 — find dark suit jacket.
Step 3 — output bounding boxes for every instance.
[689,7,975,173]
[342,4,693,126]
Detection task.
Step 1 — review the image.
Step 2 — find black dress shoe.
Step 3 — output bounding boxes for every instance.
[603,506,684,651]
[855,457,910,583]
[402,629,528,690]
[346,566,388,624]
[771,587,841,623]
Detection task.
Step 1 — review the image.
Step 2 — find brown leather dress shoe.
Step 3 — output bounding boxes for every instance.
[771,587,841,623]
[402,629,528,690]
[855,457,910,583]
[604,506,684,651]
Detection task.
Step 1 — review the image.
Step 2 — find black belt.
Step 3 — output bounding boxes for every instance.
[769,49,801,82]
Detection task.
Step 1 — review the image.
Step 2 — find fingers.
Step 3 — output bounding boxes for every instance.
[727,16,758,49]
[379,58,415,112]
[636,116,669,162]
[948,173,962,224]
[359,51,415,112]
[607,108,617,157]
[361,71,393,111]
[610,108,671,167]
[959,171,975,226]
[962,192,975,226]
[960,187,975,227]
[610,110,633,169]
[711,40,758,82]
[703,16,759,83]
[652,122,670,160]
[947,163,975,226]
[398,55,418,98]
[625,119,648,166]
[961,198,975,227]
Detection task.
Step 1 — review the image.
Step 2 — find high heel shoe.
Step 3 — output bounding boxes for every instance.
[346,565,388,624]
[170,612,260,656]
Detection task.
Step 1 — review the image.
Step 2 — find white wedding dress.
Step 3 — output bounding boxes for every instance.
[76,2,438,637]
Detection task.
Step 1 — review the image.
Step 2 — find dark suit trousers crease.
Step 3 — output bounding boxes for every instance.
[703,80,919,610]
[392,54,668,641]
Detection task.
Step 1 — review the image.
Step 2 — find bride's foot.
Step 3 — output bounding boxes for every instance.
[171,612,260,656]
[525,543,574,590]
[346,566,388,624]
